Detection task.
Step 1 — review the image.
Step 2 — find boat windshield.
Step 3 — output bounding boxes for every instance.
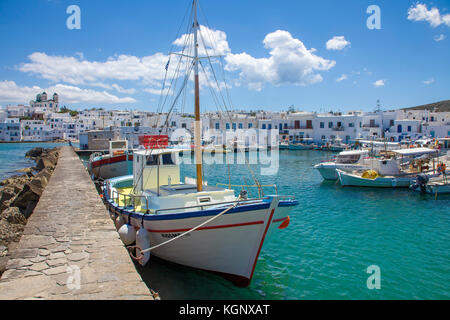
[336,154,361,164]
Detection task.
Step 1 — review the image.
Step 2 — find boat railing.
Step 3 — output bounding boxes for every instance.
[109,188,296,215]
[154,197,276,215]
[110,190,149,213]
[215,183,278,198]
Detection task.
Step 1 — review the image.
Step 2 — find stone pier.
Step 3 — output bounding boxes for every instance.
[0,146,153,300]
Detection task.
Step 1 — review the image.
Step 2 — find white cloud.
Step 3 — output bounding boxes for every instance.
[225,30,335,91]
[111,84,136,94]
[373,79,385,87]
[423,78,435,85]
[173,25,231,56]
[326,36,351,51]
[0,80,136,104]
[19,52,171,88]
[336,74,348,82]
[407,3,450,28]
[433,34,446,41]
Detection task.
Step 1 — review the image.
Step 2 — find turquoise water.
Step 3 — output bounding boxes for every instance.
[0,142,72,180]
[138,150,450,300]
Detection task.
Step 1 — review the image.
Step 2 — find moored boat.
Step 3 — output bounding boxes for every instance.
[101,0,299,287]
[337,148,441,188]
[103,149,298,286]
[314,150,370,181]
[88,140,132,180]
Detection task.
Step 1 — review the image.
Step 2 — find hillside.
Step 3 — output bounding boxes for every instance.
[402,100,450,112]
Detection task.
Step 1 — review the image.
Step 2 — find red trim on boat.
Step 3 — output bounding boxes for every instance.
[146,220,264,233]
[249,208,276,282]
[92,154,133,168]
[272,217,288,223]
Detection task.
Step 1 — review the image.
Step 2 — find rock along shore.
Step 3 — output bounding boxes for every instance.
[0,147,59,277]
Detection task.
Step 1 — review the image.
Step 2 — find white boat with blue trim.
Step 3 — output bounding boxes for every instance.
[102,149,297,286]
[101,0,298,287]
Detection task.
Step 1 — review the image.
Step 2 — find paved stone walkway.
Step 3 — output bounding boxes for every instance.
[0,147,153,300]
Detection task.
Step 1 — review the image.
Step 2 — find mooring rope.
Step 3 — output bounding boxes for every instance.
[128,198,242,259]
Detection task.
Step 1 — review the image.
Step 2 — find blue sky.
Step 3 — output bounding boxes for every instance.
[0,0,449,112]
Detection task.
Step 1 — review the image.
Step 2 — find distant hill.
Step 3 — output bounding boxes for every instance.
[402,100,450,112]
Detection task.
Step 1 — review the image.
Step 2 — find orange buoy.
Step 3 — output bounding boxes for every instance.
[278,216,290,230]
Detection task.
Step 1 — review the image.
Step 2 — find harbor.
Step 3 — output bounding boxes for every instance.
[0,0,449,303]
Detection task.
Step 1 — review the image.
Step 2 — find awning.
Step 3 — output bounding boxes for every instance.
[391,148,439,157]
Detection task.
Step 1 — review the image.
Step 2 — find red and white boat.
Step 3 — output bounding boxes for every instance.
[88,140,132,180]
[89,135,169,180]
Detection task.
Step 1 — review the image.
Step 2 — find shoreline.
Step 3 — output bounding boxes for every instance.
[0,147,60,278]
[0,140,71,144]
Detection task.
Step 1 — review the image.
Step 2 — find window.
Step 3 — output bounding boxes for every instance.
[407,126,412,132]
[215,123,220,130]
[238,123,243,129]
[328,122,333,128]
[262,124,266,129]
[162,153,175,165]
[232,123,237,130]
[226,123,230,130]
[349,123,354,128]
[390,120,394,127]
[268,124,272,130]
[248,123,253,129]
[320,122,324,129]
[146,155,159,166]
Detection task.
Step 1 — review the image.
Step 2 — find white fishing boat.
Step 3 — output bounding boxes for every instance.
[314,150,371,181]
[101,0,298,287]
[88,140,132,180]
[337,148,441,188]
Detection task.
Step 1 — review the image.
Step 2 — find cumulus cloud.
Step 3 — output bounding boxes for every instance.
[225,30,335,91]
[0,80,136,104]
[336,74,348,82]
[19,52,170,88]
[326,36,351,51]
[407,3,450,28]
[373,79,385,87]
[173,25,231,56]
[423,78,435,85]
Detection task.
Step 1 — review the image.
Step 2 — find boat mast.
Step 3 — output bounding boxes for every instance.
[193,0,203,192]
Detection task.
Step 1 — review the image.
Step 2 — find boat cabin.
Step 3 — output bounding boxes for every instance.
[336,150,368,164]
[109,140,128,157]
[132,149,236,212]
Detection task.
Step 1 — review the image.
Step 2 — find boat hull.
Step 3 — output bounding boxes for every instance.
[90,154,133,180]
[314,163,370,181]
[103,185,297,287]
[337,170,413,188]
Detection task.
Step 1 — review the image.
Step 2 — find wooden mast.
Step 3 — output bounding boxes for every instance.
[193,0,203,191]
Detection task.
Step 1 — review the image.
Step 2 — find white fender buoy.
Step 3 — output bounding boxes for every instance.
[136,227,151,266]
[118,223,136,245]
[115,214,125,231]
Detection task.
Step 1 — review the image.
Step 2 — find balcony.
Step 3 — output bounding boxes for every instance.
[332,126,345,132]
[362,124,380,128]
[286,126,313,130]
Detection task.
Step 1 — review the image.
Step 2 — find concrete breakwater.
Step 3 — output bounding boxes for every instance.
[0,146,153,299]
[0,147,59,276]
